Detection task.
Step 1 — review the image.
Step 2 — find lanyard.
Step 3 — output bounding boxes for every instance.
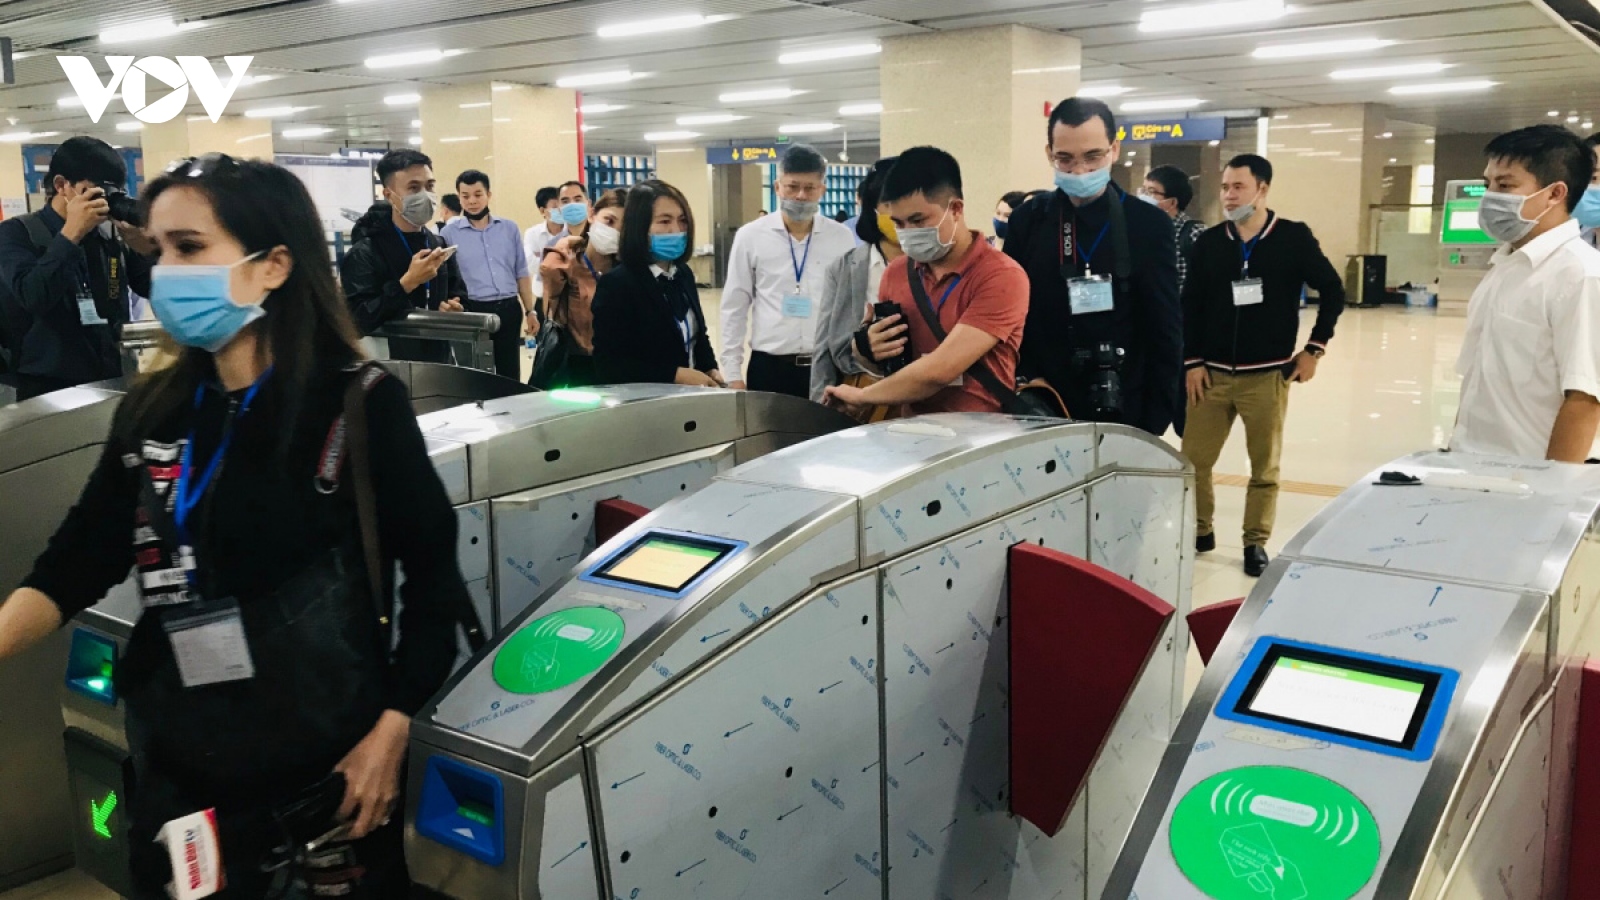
[580,252,597,280]
[173,369,271,545]
[394,225,440,297]
[1058,211,1114,276]
[788,233,813,290]
[935,274,963,314]
[1233,212,1274,274]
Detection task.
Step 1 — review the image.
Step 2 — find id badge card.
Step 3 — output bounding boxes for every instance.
[1232,278,1265,307]
[163,598,255,688]
[77,285,108,326]
[1068,275,1114,315]
[782,293,814,318]
[140,546,199,607]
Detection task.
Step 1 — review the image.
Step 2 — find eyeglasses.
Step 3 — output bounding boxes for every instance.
[1144,189,1169,200]
[1051,148,1113,172]
[164,153,241,179]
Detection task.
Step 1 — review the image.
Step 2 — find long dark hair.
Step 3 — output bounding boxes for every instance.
[120,157,364,443]
[619,179,695,272]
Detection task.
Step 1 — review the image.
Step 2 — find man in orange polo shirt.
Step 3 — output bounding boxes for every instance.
[823,146,1029,415]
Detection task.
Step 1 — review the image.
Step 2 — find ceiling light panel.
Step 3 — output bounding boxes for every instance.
[598,14,720,38]
[1253,38,1393,59]
[778,44,881,65]
[1330,62,1451,81]
[1139,0,1285,34]
[556,71,639,88]
[1388,80,1496,96]
[721,88,804,103]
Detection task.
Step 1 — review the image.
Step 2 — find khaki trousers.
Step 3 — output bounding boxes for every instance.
[1182,368,1291,547]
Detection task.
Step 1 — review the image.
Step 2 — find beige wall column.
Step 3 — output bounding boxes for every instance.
[0,146,25,217]
[138,116,274,176]
[881,25,1080,237]
[419,82,580,236]
[654,149,713,247]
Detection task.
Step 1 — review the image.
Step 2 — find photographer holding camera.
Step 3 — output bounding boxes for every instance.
[0,136,156,400]
[822,147,1028,417]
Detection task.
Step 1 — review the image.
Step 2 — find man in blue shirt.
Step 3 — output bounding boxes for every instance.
[0,136,155,400]
[443,169,538,380]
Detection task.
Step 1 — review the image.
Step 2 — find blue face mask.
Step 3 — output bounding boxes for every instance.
[559,202,589,226]
[1055,166,1112,200]
[1577,186,1600,229]
[650,231,688,262]
[149,252,268,353]
[993,218,1009,240]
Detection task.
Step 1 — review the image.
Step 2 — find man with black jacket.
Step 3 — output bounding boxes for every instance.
[1005,97,1183,435]
[340,149,466,364]
[1182,154,1345,576]
[0,136,155,400]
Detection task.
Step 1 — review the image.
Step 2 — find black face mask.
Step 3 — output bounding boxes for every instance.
[465,207,491,221]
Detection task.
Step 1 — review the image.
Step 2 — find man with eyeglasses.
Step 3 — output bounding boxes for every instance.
[1141,165,1209,295]
[720,144,856,397]
[1004,97,1183,436]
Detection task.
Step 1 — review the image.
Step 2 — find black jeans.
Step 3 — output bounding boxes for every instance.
[747,351,811,399]
[465,297,525,382]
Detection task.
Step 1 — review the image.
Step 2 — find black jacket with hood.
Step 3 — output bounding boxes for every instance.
[339,202,466,344]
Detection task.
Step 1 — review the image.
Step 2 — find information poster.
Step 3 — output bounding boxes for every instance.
[275,154,376,237]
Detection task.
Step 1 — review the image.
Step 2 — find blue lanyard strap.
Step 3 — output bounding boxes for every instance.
[1234,212,1274,271]
[1076,220,1112,269]
[788,233,813,287]
[173,369,271,543]
[935,274,963,314]
[580,252,597,280]
[394,224,440,295]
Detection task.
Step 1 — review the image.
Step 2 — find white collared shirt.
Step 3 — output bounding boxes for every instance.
[867,246,889,312]
[1454,219,1600,459]
[524,221,568,297]
[719,211,857,376]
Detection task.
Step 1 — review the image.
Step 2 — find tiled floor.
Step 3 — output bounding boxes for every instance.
[4,304,1465,900]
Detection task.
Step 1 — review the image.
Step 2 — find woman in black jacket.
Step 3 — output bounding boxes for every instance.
[0,155,471,897]
[592,179,725,387]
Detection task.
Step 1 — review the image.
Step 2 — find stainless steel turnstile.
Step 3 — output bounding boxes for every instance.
[1104,451,1600,899]
[0,363,526,893]
[406,415,1197,900]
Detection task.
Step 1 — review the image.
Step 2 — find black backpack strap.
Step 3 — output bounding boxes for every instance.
[904,263,1018,411]
[1106,187,1132,282]
[18,212,52,254]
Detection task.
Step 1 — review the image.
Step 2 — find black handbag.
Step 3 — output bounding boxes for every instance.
[529,283,574,389]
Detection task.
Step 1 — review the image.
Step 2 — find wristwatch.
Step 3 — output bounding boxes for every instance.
[1304,345,1326,359]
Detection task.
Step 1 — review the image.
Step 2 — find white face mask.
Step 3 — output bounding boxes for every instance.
[588,220,621,256]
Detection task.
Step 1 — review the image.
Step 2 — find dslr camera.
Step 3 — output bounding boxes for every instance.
[96,182,141,226]
[1072,342,1126,420]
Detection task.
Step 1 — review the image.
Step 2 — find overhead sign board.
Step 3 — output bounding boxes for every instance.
[707,144,783,165]
[1116,116,1227,144]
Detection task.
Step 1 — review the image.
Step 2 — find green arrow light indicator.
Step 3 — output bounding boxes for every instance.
[90,791,117,839]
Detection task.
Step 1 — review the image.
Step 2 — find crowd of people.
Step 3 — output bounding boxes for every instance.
[0,92,1599,896]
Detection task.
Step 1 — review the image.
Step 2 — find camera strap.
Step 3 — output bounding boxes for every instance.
[904,263,1018,409]
[1057,187,1132,292]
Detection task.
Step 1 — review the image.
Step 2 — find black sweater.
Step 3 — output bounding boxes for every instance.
[1004,186,1183,435]
[1182,213,1345,372]
[592,263,717,384]
[23,363,466,722]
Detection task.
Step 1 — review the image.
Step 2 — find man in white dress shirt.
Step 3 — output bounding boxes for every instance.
[1454,124,1600,462]
[523,186,565,311]
[720,144,857,397]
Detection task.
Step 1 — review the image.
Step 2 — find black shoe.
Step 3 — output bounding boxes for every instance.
[1196,532,1216,554]
[1244,545,1270,577]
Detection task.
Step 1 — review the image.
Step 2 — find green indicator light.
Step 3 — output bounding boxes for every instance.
[1461,184,1487,197]
[90,791,118,839]
[85,677,108,693]
[548,389,603,405]
[457,802,494,826]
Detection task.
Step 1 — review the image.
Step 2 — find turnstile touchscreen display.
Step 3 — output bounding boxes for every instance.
[592,534,734,593]
[1235,645,1440,750]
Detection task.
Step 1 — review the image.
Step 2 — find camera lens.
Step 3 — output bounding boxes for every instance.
[100,183,142,226]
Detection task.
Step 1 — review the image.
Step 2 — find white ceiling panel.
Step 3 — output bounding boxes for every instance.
[0,0,1597,154]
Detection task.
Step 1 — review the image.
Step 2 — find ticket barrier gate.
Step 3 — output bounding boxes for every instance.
[406,415,1198,900]
[0,363,524,893]
[40,383,848,895]
[1103,451,1600,900]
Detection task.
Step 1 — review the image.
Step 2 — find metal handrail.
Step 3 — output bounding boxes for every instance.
[117,310,504,374]
[373,310,500,340]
